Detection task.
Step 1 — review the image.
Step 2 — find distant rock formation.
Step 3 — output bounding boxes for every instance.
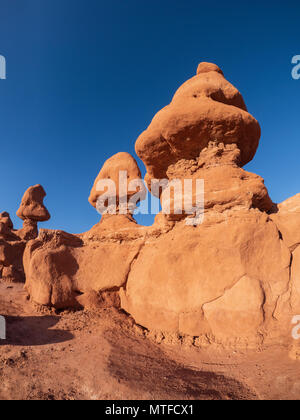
[22,63,300,348]
[89,152,143,211]
[0,185,50,283]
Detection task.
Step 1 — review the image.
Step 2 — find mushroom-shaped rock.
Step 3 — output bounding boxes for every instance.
[17,185,50,222]
[20,60,300,349]
[89,152,145,214]
[16,185,50,241]
[135,62,261,186]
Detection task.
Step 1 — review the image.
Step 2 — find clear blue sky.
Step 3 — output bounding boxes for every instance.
[0,0,299,233]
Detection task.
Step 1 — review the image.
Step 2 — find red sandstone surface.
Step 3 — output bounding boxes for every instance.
[1,63,300,400]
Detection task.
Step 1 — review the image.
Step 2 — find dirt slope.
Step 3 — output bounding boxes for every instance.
[0,283,299,400]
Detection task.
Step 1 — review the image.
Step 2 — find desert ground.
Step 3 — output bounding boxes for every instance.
[1,282,299,401]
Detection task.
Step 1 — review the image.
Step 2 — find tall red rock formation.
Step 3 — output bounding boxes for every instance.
[24,152,150,309]
[135,61,261,191]
[22,63,300,348]
[89,152,144,212]
[17,184,50,240]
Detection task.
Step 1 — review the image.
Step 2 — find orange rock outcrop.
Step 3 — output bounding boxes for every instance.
[21,63,300,348]
[0,185,50,283]
[135,62,261,192]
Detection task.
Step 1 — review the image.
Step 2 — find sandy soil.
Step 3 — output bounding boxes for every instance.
[0,282,299,400]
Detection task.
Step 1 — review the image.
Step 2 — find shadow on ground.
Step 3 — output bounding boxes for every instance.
[1,315,73,346]
[105,328,258,400]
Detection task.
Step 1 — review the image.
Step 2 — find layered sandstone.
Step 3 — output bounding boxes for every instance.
[25,153,149,308]
[135,62,261,192]
[22,63,300,348]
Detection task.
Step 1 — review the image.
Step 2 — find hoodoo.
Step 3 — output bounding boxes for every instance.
[21,63,300,348]
[0,185,50,283]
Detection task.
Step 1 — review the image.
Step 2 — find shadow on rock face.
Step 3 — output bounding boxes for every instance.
[104,328,258,400]
[1,315,73,346]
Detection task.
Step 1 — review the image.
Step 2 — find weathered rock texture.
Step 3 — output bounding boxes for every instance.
[0,185,50,283]
[24,153,164,308]
[135,61,261,192]
[22,63,300,348]
[17,184,50,240]
[89,152,143,211]
[270,194,300,316]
